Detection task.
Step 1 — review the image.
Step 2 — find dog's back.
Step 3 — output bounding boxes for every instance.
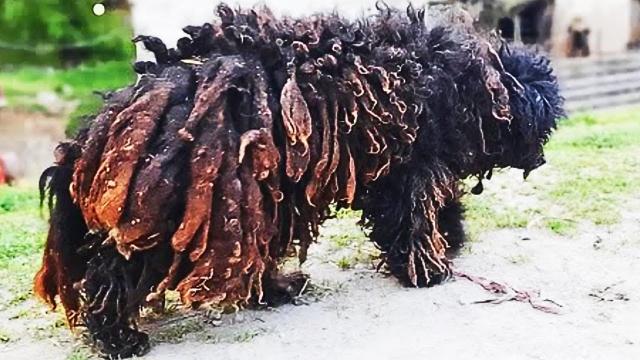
[33,4,564,358]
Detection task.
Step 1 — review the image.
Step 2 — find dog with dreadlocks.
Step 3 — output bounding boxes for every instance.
[34,3,563,358]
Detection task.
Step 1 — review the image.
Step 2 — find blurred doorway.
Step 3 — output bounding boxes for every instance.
[517,0,551,44]
[495,0,553,48]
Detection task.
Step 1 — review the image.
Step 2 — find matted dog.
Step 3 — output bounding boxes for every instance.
[34,3,564,358]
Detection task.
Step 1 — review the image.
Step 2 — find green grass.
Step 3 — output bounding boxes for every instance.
[336,256,353,270]
[65,347,94,360]
[0,187,45,265]
[0,61,133,98]
[232,329,265,343]
[464,109,640,236]
[0,186,46,308]
[329,233,353,248]
[545,218,576,236]
[543,110,640,227]
[464,200,533,238]
[0,61,136,135]
[152,319,205,344]
[323,219,377,270]
[334,207,361,220]
[0,186,40,214]
[0,328,12,343]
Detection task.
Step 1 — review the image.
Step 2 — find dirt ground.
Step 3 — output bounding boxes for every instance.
[2,192,639,360]
[144,213,640,360]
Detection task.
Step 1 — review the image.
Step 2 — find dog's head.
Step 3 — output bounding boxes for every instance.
[497,45,565,177]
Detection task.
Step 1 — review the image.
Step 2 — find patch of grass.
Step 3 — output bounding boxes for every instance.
[0,217,47,263]
[0,186,40,214]
[547,174,632,225]
[32,316,67,340]
[298,279,345,303]
[543,109,640,226]
[232,329,265,343]
[0,186,46,309]
[10,308,38,320]
[545,218,577,236]
[463,108,640,236]
[153,319,205,344]
[465,201,531,229]
[66,95,104,137]
[330,233,352,248]
[334,207,361,220]
[324,224,377,270]
[463,198,532,240]
[333,249,377,271]
[66,347,94,360]
[0,328,12,343]
[0,61,135,135]
[0,61,134,103]
[336,256,353,270]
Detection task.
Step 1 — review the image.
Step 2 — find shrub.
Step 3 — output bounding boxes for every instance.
[0,0,134,66]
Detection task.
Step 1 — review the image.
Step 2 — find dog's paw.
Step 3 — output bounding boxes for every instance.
[384,250,451,288]
[260,271,310,306]
[91,326,150,359]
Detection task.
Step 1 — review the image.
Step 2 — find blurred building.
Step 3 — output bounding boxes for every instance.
[129,0,640,58]
[472,0,640,57]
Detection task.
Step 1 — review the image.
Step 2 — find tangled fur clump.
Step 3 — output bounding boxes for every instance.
[34,3,563,358]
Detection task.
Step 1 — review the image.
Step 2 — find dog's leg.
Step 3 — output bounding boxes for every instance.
[81,243,164,359]
[362,165,455,287]
[437,196,466,254]
[260,265,310,306]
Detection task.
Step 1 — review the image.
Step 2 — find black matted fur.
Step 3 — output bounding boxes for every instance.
[34,3,564,358]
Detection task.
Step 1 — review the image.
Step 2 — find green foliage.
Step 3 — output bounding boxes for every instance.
[0,0,134,65]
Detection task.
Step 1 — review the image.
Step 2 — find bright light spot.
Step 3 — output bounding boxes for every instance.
[93,3,106,16]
